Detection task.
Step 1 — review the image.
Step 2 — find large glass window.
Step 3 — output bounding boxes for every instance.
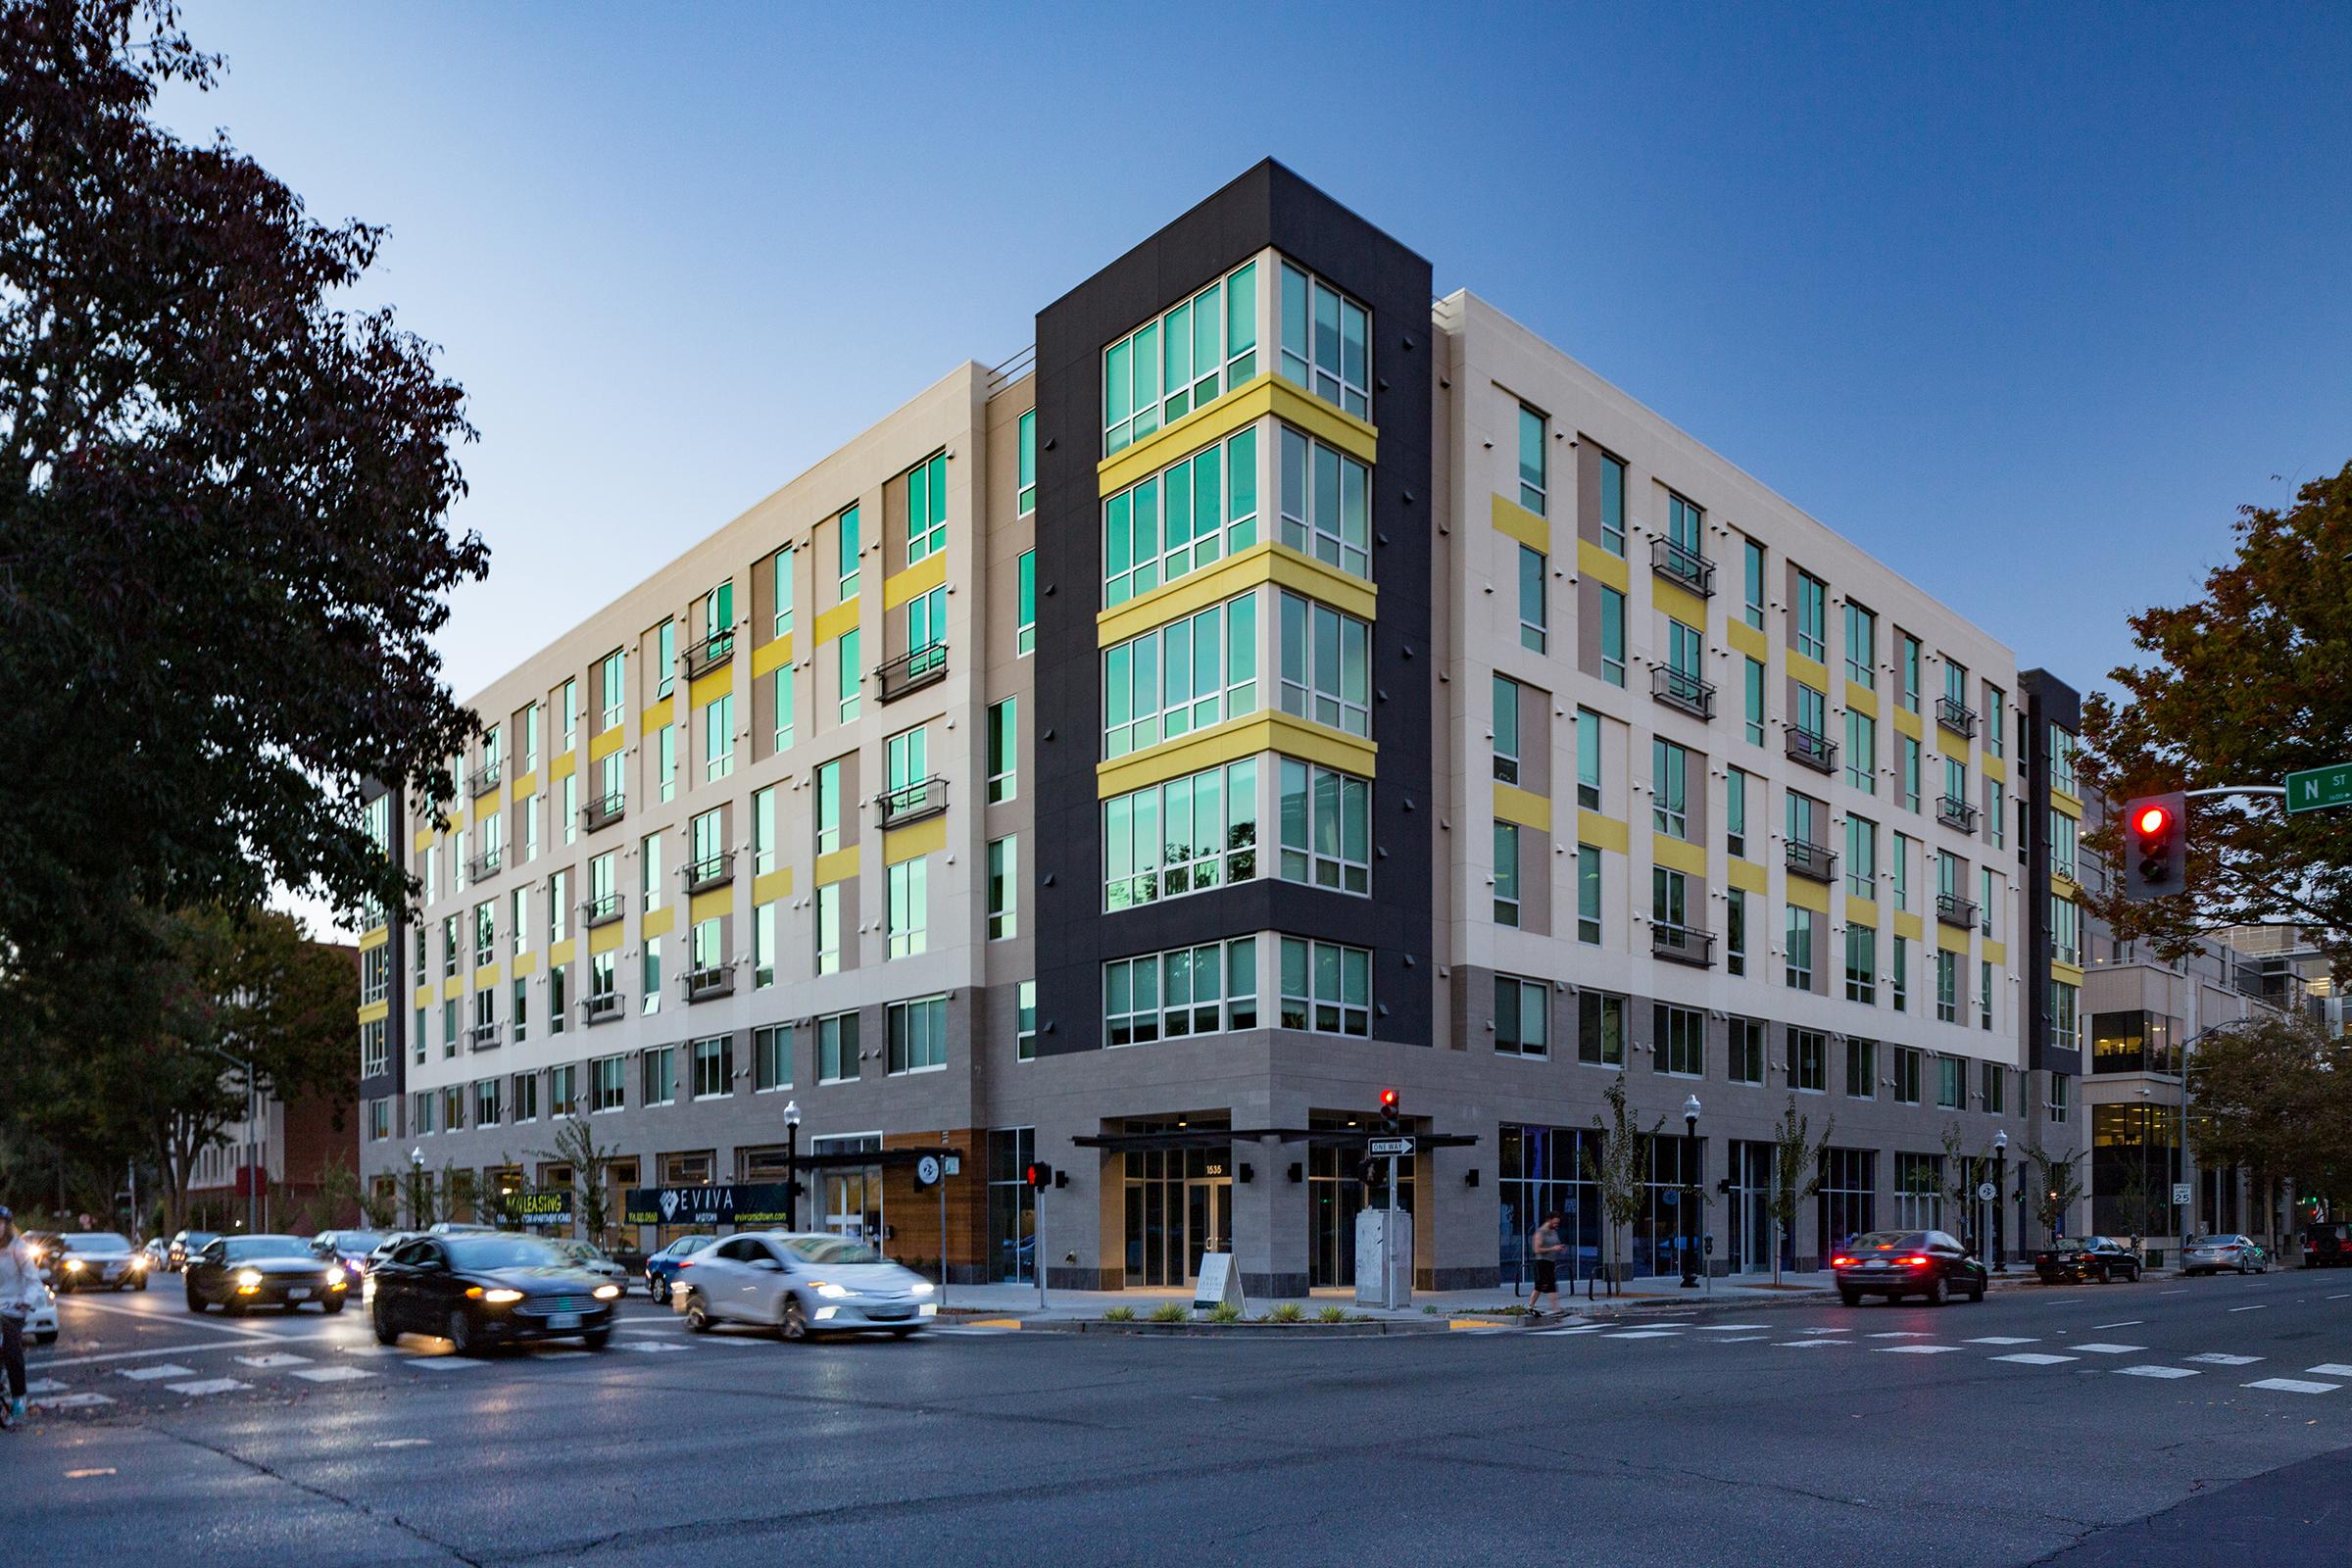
[1104,425,1261,605]
[1597,451,1626,557]
[1576,844,1601,944]
[1494,820,1521,927]
[1106,259,1259,453]
[988,837,1017,940]
[1279,426,1367,579]
[1599,587,1626,686]
[1495,975,1548,1057]
[1016,550,1036,657]
[888,996,948,1074]
[1518,545,1547,653]
[887,858,928,959]
[818,1011,858,1084]
[1517,405,1546,514]
[987,698,1018,804]
[1844,603,1876,687]
[1102,593,1259,757]
[1277,591,1370,737]
[1104,937,1258,1045]
[755,1024,792,1092]
[1794,570,1827,662]
[1741,537,1765,629]
[835,628,860,723]
[1651,740,1690,840]
[1017,412,1036,516]
[1278,937,1370,1037]
[1493,675,1521,784]
[905,451,947,565]
[1578,991,1625,1066]
[597,649,625,732]
[1845,924,1876,1004]
[836,504,860,600]
[1786,905,1818,990]
[1846,710,1877,793]
[1104,758,1259,909]
[1656,1004,1704,1077]
[1576,708,1601,808]
[1277,261,1368,418]
[1278,759,1367,895]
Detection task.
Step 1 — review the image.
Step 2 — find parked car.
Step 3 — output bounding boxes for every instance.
[368,1233,618,1355]
[24,1231,63,1284]
[2034,1236,2143,1284]
[645,1234,716,1302]
[426,1222,499,1237]
[167,1229,220,1271]
[1833,1229,1988,1305]
[51,1232,148,1293]
[672,1231,937,1341]
[310,1230,388,1285]
[24,1280,58,1347]
[547,1239,631,1291]
[368,1231,423,1269]
[184,1234,350,1314]
[2301,1223,2351,1268]
[2180,1234,2269,1276]
[141,1239,171,1271]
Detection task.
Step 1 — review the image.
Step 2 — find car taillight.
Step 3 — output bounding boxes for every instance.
[1831,1255,1852,1268]
[1902,1255,1930,1267]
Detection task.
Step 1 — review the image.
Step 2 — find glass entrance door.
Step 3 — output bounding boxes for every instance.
[1727,1142,1774,1273]
[1121,1140,1231,1287]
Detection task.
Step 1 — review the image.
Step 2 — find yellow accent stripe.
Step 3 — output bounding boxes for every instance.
[2050,958,2084,986]
[815,845,861,887]
[1577,810,1629,856]
[413,984,437,1010]
[356,999,390,1026]
[1096,373,1377,497]
[1786,877,1831,913]
[1489,493,1549,553]
[751,633,795,679]
[470,785,505,821]
[1936,721,1971,760]
[589,725,626,762]
[1981,753,2007,784]
[1724,620,1768,662]
[1096,540,1374,649]
[1575,539,1630,594]
[1845,896,1881,928]
[1094,711,1377,800]
[1983,940,2006,967]
[1844,681,1879,719]
[1724,858,1767,895]
[471,962,502,991]
[641,702,673,736]
[1650,834,1705,876]
[412,826,435,855]
[689,667,731,710]
[1493,782,1551,833]
[689,888,731,924]
[441,975,464,1002]
[1893,910,1925,942]
[2052,870,2082,902]
[642,905,675,939]
[510,770,538,801]
[513,951,538,978]
[552,751,577,781]
[1891,706,1923,741]
[813,596,861,648]
[588,922,623,957]
[752,868,794,906]
[883,550,948,611]
[2051,789,2082,821]
[1787,650,1830,690]
[885,814,948,866]
[549,938,575,967]
[1938,919,1972,954]
[1652,578,1708,633]
[359,925,391,953]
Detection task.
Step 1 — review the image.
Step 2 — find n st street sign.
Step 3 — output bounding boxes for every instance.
[2285,763,2352,814]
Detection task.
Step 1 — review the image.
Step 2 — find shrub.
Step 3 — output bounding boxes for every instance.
[1150,1301,1189,1323]
[1209,1301,1244,1323]
[1316,1305,1348,1324]
[1103,1305,1136,1322]
[1269,1302,1304,1323]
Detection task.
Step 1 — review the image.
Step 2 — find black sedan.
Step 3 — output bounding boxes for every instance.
[1833,1229,1988,1305]
[51,1231,149,1292]
[184,1234,351,1314]
[368,1233,619,1355]
[2034,1236,2142,1284]
[168,1229,220,1271]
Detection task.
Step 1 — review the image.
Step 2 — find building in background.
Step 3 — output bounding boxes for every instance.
[357,162,2078,1291]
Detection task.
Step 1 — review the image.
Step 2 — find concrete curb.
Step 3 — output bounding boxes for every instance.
[992,1316,1455,1337]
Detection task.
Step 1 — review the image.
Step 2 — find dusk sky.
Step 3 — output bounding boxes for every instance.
[163,2,2351,710]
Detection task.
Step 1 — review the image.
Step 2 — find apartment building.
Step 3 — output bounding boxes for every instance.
[357,161,2074,1293]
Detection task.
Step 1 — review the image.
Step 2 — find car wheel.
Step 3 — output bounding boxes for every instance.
[33,1332,56,1347]
[134,1275,147,1292]
[1972,1281,1986,1302]
[223,1295,246,1317]
[185,1283,206,1313]
[446,1307,482,1357]
[1838,1287,1861,1307]
[1923,1275,1945,1306]
[581,1328,612,1350]
[890,1328,919,1340]
[684,1294,713,1334]
[371,1299,399,1346]
[779,1298,809,1343]
[321,1296,345,1315]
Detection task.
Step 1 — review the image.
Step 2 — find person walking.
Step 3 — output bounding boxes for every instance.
[0,1206,38,1426]
[1527,1211,1566,1322]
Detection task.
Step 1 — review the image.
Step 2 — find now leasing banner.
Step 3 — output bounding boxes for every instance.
[623,1183,795,1229]
[500,1188,574,1228]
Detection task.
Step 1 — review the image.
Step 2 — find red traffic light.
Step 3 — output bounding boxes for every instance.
[2132,804,2172,838]
[1379,1089,1398,1113]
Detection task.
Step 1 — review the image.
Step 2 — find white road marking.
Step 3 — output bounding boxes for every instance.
[24,1379,69,1395]
[2306,1364,2352,1378]
[2328,1294,2352,1301]
[2228,1304,2271,1313]
[1991,1353,2078,1365]
[1697,1324,1771,1332]
[1869,1331,1936,1339]
[2074,1344,2146,1354]
[2159,1289,2189,1296]
[614,1341,690,1352]
[2093,1320,2143,1329]
[2114,1366,2198,1380]
[2185,1353,2264,1365]
[406,1357,485,1371]
[166,1378,250,1396]
[1876,1345,1962,1354]
[64,1467,117,1478]
[371,1439,431,1449]
[1968,1337,2040,1346]
[115,1363,194,1381]
[232,1352,313,1369]
[1713,1336,1769,1344]
[289,1365,376,1383]
[1603,1330,1685,1340]
[1778,1340,1844,1348]
[56,1296,275,1340]
[1800,1327,1852,1335]
[2244,1377,2338,1395]
[31,1394,113,1409]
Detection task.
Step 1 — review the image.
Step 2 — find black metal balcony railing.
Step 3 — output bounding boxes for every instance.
[582,790,625,832]
[876,641,948,704]
[683,627,736,679]
[1649,535,1716,597]
[1786,727,1838,774]
[581,993,624,1025]
[684,966,735,1002]
[582,893,624,928]
[1785,839,1838,883]
[1936,794,1981,834]
[1651,922,1717,968]
[1650,664,1716,720]
[468,759,503,798]
[1937,892,1979,929]
[467,1021,502,1052]
[1936,695,1978,738]
[879,776,948,828]
[466,849,502,883]
[684,851,734,894]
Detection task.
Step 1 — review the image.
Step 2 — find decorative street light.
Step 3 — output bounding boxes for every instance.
[783,1100,804,1232]
[1992,1129,2009,1273]
[1681,1094,1703,1290]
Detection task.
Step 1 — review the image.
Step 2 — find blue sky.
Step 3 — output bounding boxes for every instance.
[160,1,2351,706]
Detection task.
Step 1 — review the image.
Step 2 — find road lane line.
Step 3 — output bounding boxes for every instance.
[1603,1330,1685,1340]
[2159,1289,2189,1296]
[1777,1340,1844,1348]
[1696,1324,1771,1332]
[1876,1345,1962,1354]
[1868,1331,1936,1339]
[2228,1303,2270,1313]
[2244,1377,2338,1395]
[1968,1337,2039,1346]
[2328,1294,2352,1301]
[2093,1320,2143,1329]
[371,1439,431,1449]
[1713,1336,1769,1344]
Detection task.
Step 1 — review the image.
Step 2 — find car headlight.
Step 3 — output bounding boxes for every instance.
[479,1288,524,1304]
[129,1254,148,1270]
[811,1282,851,1299]
[64,1258,84,1272]
[592,1284,620,1299]
[235,1269,263,1288]
[910,1281,935,1296]
[324,1268,346,1287]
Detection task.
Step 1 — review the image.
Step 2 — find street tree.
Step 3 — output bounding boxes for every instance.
[2078,464,2352,972]
[1583,1074,1663,1295]
[2187,1015,2352,1247]
[2023,1140,2085,1246]
[1764,1098,1834,1287]
[535,1114,621,1249]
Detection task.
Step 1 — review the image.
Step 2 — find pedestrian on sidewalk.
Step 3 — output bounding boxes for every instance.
[0,1205,38,1426]
[1527,1212,1565,1322]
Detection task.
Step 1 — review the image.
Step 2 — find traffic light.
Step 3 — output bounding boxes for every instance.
[1023,1161,1055,1191]
[2121,792,2187,901]
[1379,1088,1400,1132]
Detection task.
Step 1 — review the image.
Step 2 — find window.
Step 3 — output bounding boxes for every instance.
[1277,591,1369,737]
[1725,768,1752,858]
[1016,980,1037,1062]
[1942,658,1969,711]
[1578,991,1626,1066]
[1844,924,1876,1004]
[592,661,617,732]
[1651,739,1690,840]
[1597,451,1627,557]
[755,1024,792,1092]
[1984,684,2005,757]
[1894,1152,1939,1228]
[817,1011,858,1084]
[1980,958,1995,1031]
[562,774,577,845]
[512,977,527,1045]
[887,722,928,807]
[1655,1004,1704,1076]
[1493,675,1521,783]
[1104,425,1260,605]
[690,915,721,990]
[1728,1018,1765,1084]
[1989,780,2005,849]
[641,935,662,1016]
[836,503,860,599]
[1103,592,1259,756]
[1981,867,1997,937]
[1278,936,1370,1036]
[1846,814,1878,897]
[1666,617,1703,697]
[1844,603,1876,687]
[906,585,946,679]
[2051,810,2078,882]
[361,945,390,1007]
[473,901,494,968]
[511,1071,538,1123]
[1495,975,1548,1057]
[1017,411,1036,516]
[1899,735,1922,812]
[988,837,1017,940]
[815,883,841,976]
[1791,1029,1827,1093]
[1104,936,1258,1045]
[1795,683,1827,749]
[754,904,775,989]
[1516,404,1547,514]
[692,1036,731,1100]
[2051,725,2079,796]
[1936,1054,1963,1110]
[442,913,459,978]
[1794,570,1826,662]
[1846,1037,1877,1100]
[1984,1060,2005,1114]
[1517,545,1546,653]
[2052,896,2082,966]
[656,620,676,699]
[1108,260,1261,454]
[987,698,1017,803]
[1891,934,1910,1013]
[1494,821,1521,927]
[1936,949,1960,1024]
[1888,832,1912,911]
[1846,711,1876,793]
[641,832,663,913]
[1016,550,1036,657]
[1106,758,1258,908]
[1576,844,1601,944]
[1576,709,1601,808]
[561,677,578,750]
[1277,261,1366,417]
[905,450,947,564]
[1898,633,1921,712]
[411,1091,432,1135]
[1665,493,1701,559]
[1786,906,1818,990]
[771,546,795,638]
[2050,1069,2072,1124]
[1740,536,1765,629]
[888,995,948,1074]
[593,1054,626,1112]
[836,628,861,723]
[1277,759,1366,895]
[1788,789,1823,852]
[1742,657,1765,746]
[550,1063,577,1116]
[704,694,735,782]
[360,1017,388,1078]
[1726,889,1747,976]
[549,965,566,1035]
[887,858,928,958]
[1278,426,1365,579]
[814,760,842,856]
[1599,587,1626,686]
[656,722,676,803]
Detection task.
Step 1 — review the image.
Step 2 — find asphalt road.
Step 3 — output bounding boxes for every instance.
[9,1266,2352,1565]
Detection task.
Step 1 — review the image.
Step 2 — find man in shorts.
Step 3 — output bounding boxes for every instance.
[1527,1211,1566,1321]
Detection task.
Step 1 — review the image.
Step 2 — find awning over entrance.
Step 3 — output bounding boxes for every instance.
[1071,1128,1479,1153]
[790,1148,965,1170]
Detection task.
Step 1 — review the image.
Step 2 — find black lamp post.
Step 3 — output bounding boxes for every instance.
[1992,1129,2009,1272]
[1681,1094,1702,1290]
[783,1099,803,1231]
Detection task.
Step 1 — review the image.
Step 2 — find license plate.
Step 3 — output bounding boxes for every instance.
[286,1288,309,1300]
[547,1312,581,1330]
[1866,1260,1886,1270]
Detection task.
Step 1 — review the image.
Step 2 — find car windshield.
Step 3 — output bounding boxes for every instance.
[783,1236,886,1266]
[331,1232,384,1251]
[63,1233,131,1251]
[222,1236,312,1261]
[2183,1235,2226,1247]
[1848,1232,1930,1251]
[553,1242,605,1261]
[447,1236,565,1271]
[181,1233,219,1247]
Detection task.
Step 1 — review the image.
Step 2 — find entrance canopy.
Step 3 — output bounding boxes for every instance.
[1072,1127,1479,1153]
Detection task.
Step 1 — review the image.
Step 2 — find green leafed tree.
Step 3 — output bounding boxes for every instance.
[2078,464,2352,971]
[2023,1139,2084,1246]
[1765,1098,1834,1287]
[2187,1016,2352,1248]
[1583,1074,1663,1294]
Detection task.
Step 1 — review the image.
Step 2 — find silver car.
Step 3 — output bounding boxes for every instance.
[2180,1234,2269,1275]
[548,1240,631,1290]
[671,1231,937,1342]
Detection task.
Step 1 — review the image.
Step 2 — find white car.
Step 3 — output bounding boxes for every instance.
[24,1281,58,1346]
[548,1240,631,1290]
[2180,1234,2270,1275]
[672,1231,937,1341]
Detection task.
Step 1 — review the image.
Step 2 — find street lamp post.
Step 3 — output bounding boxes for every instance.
[1681,1094,1702,1290]
[409,1147,425,1231]
[783,1100,803,1231]
[1992,1130,2009,1273]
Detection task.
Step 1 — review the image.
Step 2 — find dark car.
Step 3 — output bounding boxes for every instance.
[645,1233,716,1302]
[1833,1229,1988,1305]
[185,1234,351,1314]
[2034,1235,2142,1284]
[51,1231,148,1292]
[24,1231,63,1284]
[369,1233,619,1355]
[2301,1223,2350,1268]
[168,1229,220,1272]
[310,1229,388,1287]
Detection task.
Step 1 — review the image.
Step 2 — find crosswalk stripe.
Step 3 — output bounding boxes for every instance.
[1967,1337,2039,1345]
[1603,1330,1685,1340]
[166,1378,249,1396]
[2306,1363,2352,1378]
[2185,1353,2263,1365]
[1875,1345,1961,1354]
[290,1365,376,1383]
[1697,1324,1770,1332]
[232,1352,312,1369]
[115,1363,195,1381]
[2244,1377,2337,1394]
[1868,1331,1936,1339]
[2073,1344,2146,1354]
[1991,1353,2077,1365]
[1778,1340,1844,1348]
[2114,1366,2197,1379]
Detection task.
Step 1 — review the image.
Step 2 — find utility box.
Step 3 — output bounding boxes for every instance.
[1354,1206,1413,1309]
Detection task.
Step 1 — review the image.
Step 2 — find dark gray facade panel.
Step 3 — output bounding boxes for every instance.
[2019,668,2083,1076]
